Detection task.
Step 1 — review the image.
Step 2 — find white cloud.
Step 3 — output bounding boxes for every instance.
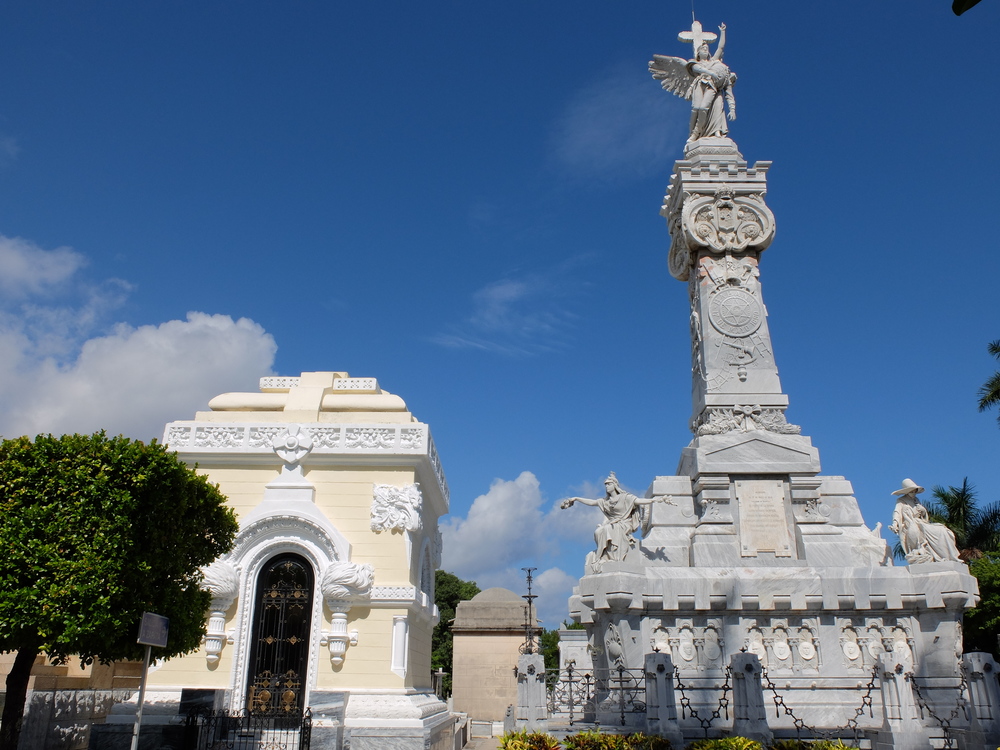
[440,471,602,628]
[550,63,687,182]
[441,472,551,574]
[0,234,277,441]
[0,235,87,298]
[431,259,591,356]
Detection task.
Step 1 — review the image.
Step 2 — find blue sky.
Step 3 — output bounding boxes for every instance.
[1,1,998,628]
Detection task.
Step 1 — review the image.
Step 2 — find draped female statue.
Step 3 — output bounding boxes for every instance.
[560,472,672,570]
[889,478,961,564]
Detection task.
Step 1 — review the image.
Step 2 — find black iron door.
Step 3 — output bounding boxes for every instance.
[245,553,313,715]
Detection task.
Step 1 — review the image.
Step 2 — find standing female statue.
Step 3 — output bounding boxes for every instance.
[889,478,961,564]
[649,21,737,141]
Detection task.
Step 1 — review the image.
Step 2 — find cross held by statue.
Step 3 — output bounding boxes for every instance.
[678,19,717,56]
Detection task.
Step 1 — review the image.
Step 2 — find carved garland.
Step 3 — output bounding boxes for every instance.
[691,405,801,436]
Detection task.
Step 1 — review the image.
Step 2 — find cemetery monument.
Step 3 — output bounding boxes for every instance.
[559,20,992,749]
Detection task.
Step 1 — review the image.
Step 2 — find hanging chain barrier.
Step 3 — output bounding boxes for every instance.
[908,665,970,750]
[760,664,878,745]
[674,665,731,737]
[761,666,808,736]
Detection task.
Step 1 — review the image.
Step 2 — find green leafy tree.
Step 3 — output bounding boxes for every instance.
[540,628,560,672]
[965,553,1000,656]
[926,478,1000,560]
[431,570,479,695]
[0,433,238,750]
[977,339,1000,425]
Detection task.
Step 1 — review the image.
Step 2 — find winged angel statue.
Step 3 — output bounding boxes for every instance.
[649,22,736,141]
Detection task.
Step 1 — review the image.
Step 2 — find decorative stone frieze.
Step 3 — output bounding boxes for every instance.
[162,421,449,505]
[692,405,800,436]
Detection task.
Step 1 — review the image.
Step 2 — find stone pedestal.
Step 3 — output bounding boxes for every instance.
[516,653,547,732]
[731,652,772,746]
[643,652,684,747]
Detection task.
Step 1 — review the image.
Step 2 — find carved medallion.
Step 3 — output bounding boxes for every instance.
[842,641,861,661]
[708,287,763,338]
[894,639,912,662]
[773,641,791,661]
[798,641,816,661]
[679,641,696,662]
[704,629,722,662]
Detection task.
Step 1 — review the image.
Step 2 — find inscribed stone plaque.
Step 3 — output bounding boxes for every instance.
[736,480,792,557]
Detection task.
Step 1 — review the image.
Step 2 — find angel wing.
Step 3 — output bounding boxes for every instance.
[649,54,693,100]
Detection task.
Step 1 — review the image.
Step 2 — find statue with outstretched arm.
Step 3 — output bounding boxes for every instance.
[561,472,674,565]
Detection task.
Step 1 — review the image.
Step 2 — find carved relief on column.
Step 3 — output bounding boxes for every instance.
[771,625,792,667]
[319,561,374,666]
[370,483,423,533]
[691,252,790,400]
[891,624,915,664]
[693,405,801,436]
[866,621,887,665]
[840,620,865,669]
[202,560,240,664]
[604,623,627,669]
[796,625,818,668]
[746,625,768,668]
[651,624,670,655]
[677,625,697,667]
[682,189,775,256]
[666,187,775,282]
[703,623,724,670]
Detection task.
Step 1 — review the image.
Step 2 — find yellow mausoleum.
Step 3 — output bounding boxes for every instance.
[98,371,452,750]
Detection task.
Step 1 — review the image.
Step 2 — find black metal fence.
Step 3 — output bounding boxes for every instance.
[545,665,647,726]
[183,710,312,750]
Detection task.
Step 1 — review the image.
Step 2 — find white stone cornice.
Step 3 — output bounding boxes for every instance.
[162,421,449,510]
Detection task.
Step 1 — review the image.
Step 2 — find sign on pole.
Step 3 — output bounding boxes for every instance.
[137,612,169,648]
[131,612,169,750]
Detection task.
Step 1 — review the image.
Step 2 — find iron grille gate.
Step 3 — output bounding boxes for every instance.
[183,710,312,750]
[546,666,647,726]
[246,554,313,715]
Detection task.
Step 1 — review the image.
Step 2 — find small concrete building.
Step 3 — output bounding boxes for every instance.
[451,588,537,721]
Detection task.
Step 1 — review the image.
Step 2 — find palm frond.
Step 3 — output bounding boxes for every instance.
[930,479,977,550]
[969,501,1000,554]
[979,340,1000,421]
